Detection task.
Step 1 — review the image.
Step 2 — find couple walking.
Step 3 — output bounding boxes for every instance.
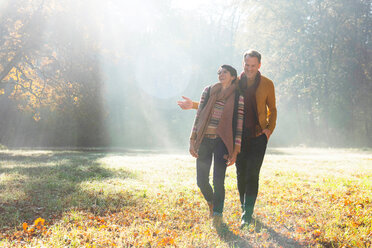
[178,50,277,229]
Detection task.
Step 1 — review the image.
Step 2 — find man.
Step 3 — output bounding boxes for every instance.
[178,50,277,228]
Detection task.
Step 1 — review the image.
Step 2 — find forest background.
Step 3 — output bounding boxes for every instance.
[0,0,371,149]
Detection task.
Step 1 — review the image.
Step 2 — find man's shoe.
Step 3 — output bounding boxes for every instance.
[212,215,223,229]
[240,210,252,229]
[240,217,252,229]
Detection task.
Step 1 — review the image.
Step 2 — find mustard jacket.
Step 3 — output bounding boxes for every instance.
[250,75,277,135]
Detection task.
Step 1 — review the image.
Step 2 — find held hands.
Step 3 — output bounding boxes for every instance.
[226,151,239,166]
[177,96,193,110]
[189,140,198,158]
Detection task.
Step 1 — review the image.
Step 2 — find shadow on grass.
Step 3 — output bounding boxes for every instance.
[216,218,304,248]
[0,151,138,231]
[216,223,253,248]
[253,219,303,248]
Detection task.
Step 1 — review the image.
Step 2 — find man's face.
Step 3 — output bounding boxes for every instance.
[243,56,261,80]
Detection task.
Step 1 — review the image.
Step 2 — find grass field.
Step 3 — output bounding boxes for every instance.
[0,148,371,247]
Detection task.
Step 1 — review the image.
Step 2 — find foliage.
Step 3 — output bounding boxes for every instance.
[235,0,372,147]
[0,0,371,147]
[0,0,106,147]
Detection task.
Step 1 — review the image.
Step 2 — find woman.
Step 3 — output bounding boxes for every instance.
[189,65,244,227]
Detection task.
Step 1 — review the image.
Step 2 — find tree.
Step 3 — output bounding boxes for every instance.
[235,0,372,146]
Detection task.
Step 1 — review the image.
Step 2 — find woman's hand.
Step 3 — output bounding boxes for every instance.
[227,151,238,166]
[189,140,198,158]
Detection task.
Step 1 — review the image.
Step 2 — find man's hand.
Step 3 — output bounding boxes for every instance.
[189,140,198,158]
[227,151,238,166]
[177,96,193,110]
[261,129,272,140]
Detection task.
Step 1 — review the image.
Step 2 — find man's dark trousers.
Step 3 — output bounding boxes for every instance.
[236,133,267,221]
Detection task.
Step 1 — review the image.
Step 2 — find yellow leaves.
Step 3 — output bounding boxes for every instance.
[296,226,306,233]
[160,213,167,220]
[4,67,18,81]
[330,193,336,201]
[312,229,321,238]
[351,221,362,227]
[34,217,45,227]
[88,215,105,225]
[158,236,175,246]
[232,228,240,235]
[22,66,38,80]
[306,217,315,224]
[12,230,24,239]
[2,56,85,114]
[344,198,352,206]
[22,222,28,231]
[143,229,153,237]
[1,152,368,248]
[3,64,52,110]
[176,197,186,206]
[18,217,48,241]
[97,217,105,224]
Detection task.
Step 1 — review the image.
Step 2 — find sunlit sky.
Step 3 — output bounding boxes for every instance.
[171,0,226,10]
[171,0,204,10]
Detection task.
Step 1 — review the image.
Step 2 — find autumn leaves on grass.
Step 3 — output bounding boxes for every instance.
[22,217,48,235]
[8,217,50,242]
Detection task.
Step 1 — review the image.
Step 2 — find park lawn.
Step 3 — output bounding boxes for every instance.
[0,148,371,247]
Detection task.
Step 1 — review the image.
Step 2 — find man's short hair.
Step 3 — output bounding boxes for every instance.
[243,50,261,63]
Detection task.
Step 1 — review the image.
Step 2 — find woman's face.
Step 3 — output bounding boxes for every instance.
[218,68,235,84]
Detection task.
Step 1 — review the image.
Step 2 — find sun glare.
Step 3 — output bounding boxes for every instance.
[171,0,203,10]
[134,44,192,99]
